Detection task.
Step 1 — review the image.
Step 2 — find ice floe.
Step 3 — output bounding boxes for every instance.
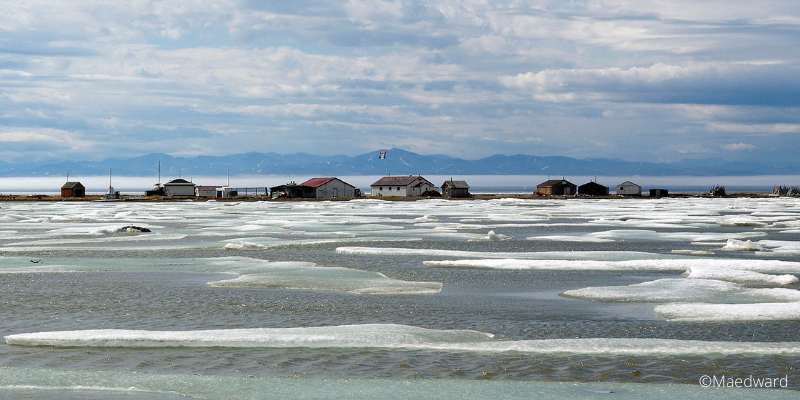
[208,259,442,295]
[721,239,765,252]
[654,303,800,322]
[6,323,800,356]
[424,258,800,276]
[337,247,670,261]
[561,279,800,303]
[0,256,441,295]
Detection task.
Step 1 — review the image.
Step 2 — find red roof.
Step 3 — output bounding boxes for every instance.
[300,177,336,188]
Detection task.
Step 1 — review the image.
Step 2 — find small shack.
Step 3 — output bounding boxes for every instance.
[270,182,306,199]
[578,181,609,196]
[649,188,669,197]
[536,179,577,196]
[164,179,197,197]
[61,182,86,198]
[146,184,165,196]
[616,181,642,196]
[441,179,471,198]
[196,185,223,198]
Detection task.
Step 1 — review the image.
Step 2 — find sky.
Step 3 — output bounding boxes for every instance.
[1,0,799,164]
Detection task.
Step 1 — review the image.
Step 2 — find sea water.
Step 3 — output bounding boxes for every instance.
[1,197,799,398]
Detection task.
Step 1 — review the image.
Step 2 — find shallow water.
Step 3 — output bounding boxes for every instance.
[1,198,799,397]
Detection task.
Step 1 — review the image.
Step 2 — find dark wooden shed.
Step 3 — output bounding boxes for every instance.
[649,188,669,197]
[61,182,85,198]
[536,179,577,196]
[441,180,470,198]
[578,181,609,196]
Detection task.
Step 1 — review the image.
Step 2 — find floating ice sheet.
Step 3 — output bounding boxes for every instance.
[528,230,767,243]
[561,279,800,303]
[654,302,800,322]
[0,256,441,295]
[208,259,442,295]
[721,239,765,252]
[6,323,800,356]
[424,258,800,275]
[338,247,671,261]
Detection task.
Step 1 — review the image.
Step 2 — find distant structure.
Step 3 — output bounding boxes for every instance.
[649,188,669,197]
[578,181,609,196]
[61,182,85,198]
[270,181,305,199]
[441,179,471,199]
[371,175,437,197]
[196,185,224,198]
[164,178,197,197]
[300,177,358,198]
[103,169,120,200]
[773,185,800,196]
[146,161,165,196]
[216,187,238,198]
[535,179,576,196]
[616,181,642,196]
[709,185,726,197]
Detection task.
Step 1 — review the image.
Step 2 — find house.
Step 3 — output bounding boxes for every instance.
[578,181,609,196]
[164,179,197,197]
[196,185,223,198]
[441,179,470,198]
[371,175,437,197]
[61,182,86,198]
[616,181,642,196]
[300,177,358,198]
[536,179,577,196]
[649,188,669,197]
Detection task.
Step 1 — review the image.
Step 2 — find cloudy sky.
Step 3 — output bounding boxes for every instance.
[1,1,799,164]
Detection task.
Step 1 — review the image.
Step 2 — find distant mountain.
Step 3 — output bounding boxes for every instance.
[1,148,798,177]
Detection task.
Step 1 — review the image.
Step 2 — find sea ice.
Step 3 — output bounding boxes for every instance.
[561,279,800,303]
[654,302,800,322]
[721,239,765,252]
[6,324,800,356]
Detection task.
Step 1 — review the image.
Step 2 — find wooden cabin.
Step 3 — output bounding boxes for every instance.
[536,179,577,196]
[61,182,85,198]
[441,180,470,198]
[578,181,609,196]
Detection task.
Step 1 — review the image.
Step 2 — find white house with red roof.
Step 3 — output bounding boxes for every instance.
[370,175,437,197]
[299,177,358,198]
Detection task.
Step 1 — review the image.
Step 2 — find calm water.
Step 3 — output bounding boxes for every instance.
[0,197,799,398]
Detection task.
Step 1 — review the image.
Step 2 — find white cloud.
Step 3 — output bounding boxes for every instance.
[723,143,756,151]
[0,1,799,164]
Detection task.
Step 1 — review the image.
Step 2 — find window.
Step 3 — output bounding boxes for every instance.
[397,187,400,191]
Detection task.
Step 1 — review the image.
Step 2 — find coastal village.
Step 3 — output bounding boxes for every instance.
[48,174,675,201]
[33,175,790,201]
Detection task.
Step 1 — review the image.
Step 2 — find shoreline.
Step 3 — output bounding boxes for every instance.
[0,193,781,202]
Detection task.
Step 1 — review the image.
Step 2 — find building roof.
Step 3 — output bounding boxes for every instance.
[166,178,193,184]
[371,175,430,187]
[300,177,336,188]
[196,185,224,190]
[618,181,641,187]
[538,179,575,187]
[579,181,608,188]
[61,182,84,189]
[442,180,470,189]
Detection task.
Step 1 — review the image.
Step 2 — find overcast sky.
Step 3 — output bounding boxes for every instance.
[1,1,799,164]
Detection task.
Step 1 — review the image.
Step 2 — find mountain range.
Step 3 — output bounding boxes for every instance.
[0,149,797,178]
